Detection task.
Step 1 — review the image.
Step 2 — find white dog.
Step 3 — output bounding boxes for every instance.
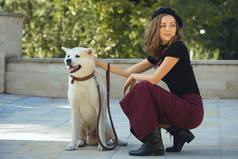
[62,47,126,151]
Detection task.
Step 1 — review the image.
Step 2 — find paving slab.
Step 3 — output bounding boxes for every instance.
[0,93,238,159]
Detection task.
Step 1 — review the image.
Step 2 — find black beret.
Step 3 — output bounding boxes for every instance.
[151,8,183,28]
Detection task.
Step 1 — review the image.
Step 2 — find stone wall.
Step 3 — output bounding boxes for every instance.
[5,58,238,99]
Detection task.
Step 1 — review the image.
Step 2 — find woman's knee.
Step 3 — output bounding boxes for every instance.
[134,80,162,91]
[135,80,152,88]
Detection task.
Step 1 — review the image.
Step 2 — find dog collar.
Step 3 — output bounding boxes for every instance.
[70,71,95,84]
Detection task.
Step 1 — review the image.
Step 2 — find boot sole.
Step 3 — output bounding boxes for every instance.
[166,133,195,152]
[129,151,164,156]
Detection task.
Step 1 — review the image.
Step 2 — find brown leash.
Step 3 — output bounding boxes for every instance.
[95,63,118,150]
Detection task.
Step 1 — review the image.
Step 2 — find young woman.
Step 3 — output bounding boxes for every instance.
[95,8,204,156]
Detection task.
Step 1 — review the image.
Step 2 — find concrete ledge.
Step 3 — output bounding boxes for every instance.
[6,58,65,63]
[192,60,238,65]
[0,12,24,17]
[6,58,143,64]
[7,58,238,65]
[5,58,238,99]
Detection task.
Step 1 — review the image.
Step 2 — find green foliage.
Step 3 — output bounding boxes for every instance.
[1,0,238,59]
[175,0,238,60]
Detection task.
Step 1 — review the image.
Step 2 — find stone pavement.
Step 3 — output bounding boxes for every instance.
[0,93,238,159]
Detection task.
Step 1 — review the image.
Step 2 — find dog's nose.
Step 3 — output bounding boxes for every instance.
[66,59,72,66]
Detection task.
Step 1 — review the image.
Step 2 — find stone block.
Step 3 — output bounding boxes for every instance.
[6,72,28,90]
[0,22,5,32]
[49,73,68,95]
[0,51,5,93]
[194,65,238,82]
[4,40,22,58]
[49,89,67,98]
[0,81,4,93]
[7,63,48,73]
[6,71,51,92]
[0,13,23,58]
[198,80,226,90]
[0,35,5,49]
[48,64,67,74]
[0,51,5,68]
[25,73,51,91]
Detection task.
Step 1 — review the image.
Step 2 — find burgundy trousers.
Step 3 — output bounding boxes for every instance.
[119,80,204,141]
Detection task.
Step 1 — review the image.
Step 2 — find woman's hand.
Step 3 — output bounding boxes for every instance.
[123,74,136,96]
[93,54,99,66]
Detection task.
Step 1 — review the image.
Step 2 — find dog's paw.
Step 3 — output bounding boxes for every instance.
[109,138,128,146]
[118,138,128,146]
[98,144,105,151]
[65,143,77,151]
[77,140,86,147]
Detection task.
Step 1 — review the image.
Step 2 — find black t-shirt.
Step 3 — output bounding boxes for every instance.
[147,41,200,96]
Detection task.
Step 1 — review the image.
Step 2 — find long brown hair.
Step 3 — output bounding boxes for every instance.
[143,13,184,58]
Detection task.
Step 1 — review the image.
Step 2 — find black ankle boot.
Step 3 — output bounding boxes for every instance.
[129,128,164,156]
[166,126,195,152]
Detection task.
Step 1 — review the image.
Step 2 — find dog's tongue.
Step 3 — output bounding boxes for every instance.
[68,67,75,73]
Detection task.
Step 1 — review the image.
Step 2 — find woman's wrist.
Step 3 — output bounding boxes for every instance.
[131,73,136,80]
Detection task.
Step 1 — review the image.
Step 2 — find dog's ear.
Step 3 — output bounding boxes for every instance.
[88,48,95,56]
[61,47,69,53]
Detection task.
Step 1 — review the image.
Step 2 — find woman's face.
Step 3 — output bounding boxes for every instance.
[159,15,177,45]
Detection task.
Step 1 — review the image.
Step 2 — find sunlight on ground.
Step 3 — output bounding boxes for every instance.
[0,124,69,142]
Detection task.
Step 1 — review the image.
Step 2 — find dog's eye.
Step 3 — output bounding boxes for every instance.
[75,55,80,58]
[67,55,70,58]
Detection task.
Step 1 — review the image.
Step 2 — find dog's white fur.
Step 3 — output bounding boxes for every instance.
[62,47,126,151]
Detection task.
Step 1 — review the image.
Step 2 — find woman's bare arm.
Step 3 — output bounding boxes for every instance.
[95,58,154,77]
[131,56,179,84]
[122,56,179,95]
